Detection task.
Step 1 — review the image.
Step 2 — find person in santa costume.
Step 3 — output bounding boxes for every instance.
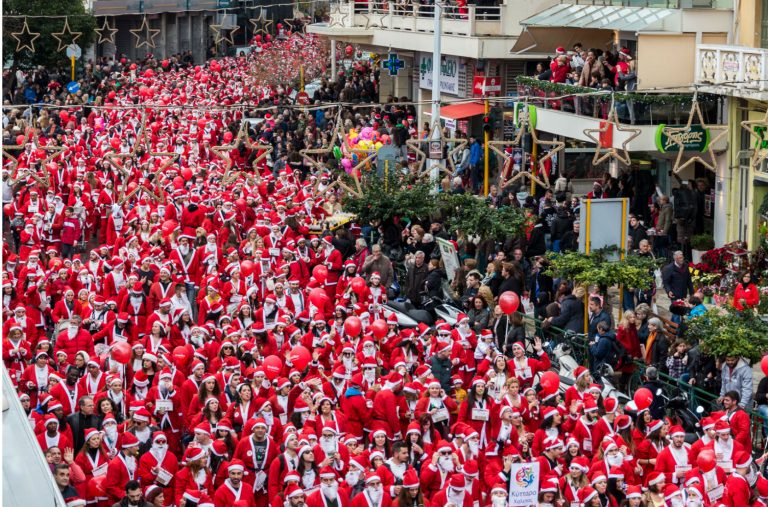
[351,471,392,507]
[103,432,142,503]
[213,459,256,507]
[306,466,347,507]
[137,431,179,503]
[506,337,550,389]
[173,446,214,506]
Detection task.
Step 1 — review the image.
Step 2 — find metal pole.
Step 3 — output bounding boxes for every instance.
[330,39,337,81]
[484,97,489,195]
[430,2,442,125]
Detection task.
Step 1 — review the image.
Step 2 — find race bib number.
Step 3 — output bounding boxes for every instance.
[432,407,450,423]
[471,408,489,421]
[155,400,173,412]
[707,484,724,502]
[156,467,173,486]
[92,463,108,478]
[514,367,532,379]
[583,439,592,452]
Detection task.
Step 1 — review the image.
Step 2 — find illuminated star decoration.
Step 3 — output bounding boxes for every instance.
[740,108,768,169]
[327,2,350,28]
[300,110,345,170]
[283,15,308,36]
[662,98,728,174]
[214,121,274,186]
[10,18,41,53]
[582,107,641,166]
[405,123,468,179]
[130,16,161,49]
[95,17,119,45]
[51,17,82,52]
[250,8,274,36]
[210,22,241,46]
[488,114,563,189]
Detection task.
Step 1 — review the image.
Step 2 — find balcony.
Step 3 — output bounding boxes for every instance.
[695,44,768,100]
[93,0,227,16]
[307,0,556,59]
[514,77,726,152]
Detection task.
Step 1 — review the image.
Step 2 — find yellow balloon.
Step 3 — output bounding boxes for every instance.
[349,129,357,137]
[375,142,383,150]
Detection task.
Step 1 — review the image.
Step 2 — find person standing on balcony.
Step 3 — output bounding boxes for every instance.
[614,48,637,91]
[578,49,605,87]
[549,49,570,84]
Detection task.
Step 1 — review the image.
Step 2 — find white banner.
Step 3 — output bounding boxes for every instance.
[436,238,460,282]
[508,462,540,507]
[419,55,460,95]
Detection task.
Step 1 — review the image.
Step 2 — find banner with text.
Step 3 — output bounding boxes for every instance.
[419,55,460,95]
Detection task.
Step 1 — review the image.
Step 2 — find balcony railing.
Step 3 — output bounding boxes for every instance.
[564,0,732,8]
[695,44,768,92]
[516,76,720,126]
[93,0,225,15]
[327,1,505,36]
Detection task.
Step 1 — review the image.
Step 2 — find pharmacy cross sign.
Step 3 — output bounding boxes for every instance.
[383,53,405,76]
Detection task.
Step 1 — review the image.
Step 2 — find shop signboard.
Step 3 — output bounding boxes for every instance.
[419,55,460,95]
[655,124,710,152]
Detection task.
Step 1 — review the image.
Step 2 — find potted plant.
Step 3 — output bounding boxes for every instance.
[691,234,715,263]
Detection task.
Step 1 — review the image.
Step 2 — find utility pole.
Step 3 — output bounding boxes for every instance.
[428,1,443,188]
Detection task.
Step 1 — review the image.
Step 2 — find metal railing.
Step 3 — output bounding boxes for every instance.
[519,312,765,451]
[515,76,721,126]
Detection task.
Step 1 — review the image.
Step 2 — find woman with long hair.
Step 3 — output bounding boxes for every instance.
[560,456,589,506]
[169,309,193,349]
[296,446,321,495]
[636,420,667,481]
[173,447,213,506]
[404,422,428,473]
[414,380,458,440]
[396,471,431,507]
[188,397,224,431]
[214,419,239,457]
[367,429,391,459]
[186,374,226,423]
[457,378,495,449]
[225,383,257,434]
[615,310,642,390]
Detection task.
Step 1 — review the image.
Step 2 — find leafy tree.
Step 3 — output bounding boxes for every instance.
[342,170,436,225]
[686,308,768,363]
[3,0,96,69]
[439,193,530,245]
[546,246,659,292]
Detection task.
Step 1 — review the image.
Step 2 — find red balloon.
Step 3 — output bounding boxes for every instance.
[289,345,311,371]
[633,387,654,410]
[761,355,768,377]
[172,176,185,189]
[173,345,191,367]
[110,138,120,149]
[223,131,234,143]
[309,288,328,308]
[240,260,255,277]
[129,63,137,70]
[255,35,262,42]
[16,134,25,145]
[263,355,283,380]
[161,59,169,68]
[345,45,354,56]
[499,291,520,314]
[696,449,716,472]
[181,167,193,181]
[3,204,13,216]
[143,69,154,78]
[111,341,131,364]
[312,265,328,284]
[107,90,116,100]
[539,371,560,392]
[350,277,367,296]
[371,319,388,339]
[59,111,68,122]
[344,316,362,337]
[161,220,178,237]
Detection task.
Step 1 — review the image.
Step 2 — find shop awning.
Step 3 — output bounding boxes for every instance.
[520,4,678,32]
[437,102,487,120]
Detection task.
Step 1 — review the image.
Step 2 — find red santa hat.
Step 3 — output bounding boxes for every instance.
[647,419,664,434]
[603,396,618,414]
[647,471,665,486]
[626,485,642,499]
[120,432,140,449]
[449,475,465,489]
[284,484,305,499]
[578,487,597,504]
[714,420,731,434]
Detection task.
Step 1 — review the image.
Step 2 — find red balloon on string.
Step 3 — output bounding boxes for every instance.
[350,277,367,295]
[3,204,13,216]
[761,355,768,377]
[633,387,654,410]
[309,288,328,308]
[110,138,120,149]
[161,220,178,237]
[262,355,283,380]
[240,260,255,277]
[181,167,193,181]
[344,316,362,337]
[371,319,388,339]
[16,135,25,145]
[161,59,169,68]
[345,45,354,56]
[312,265,328,284]
[289,346,311,370]
[697,449,716,472]
[539,371,560,392]
[499,291,520,314]
[111,342,131,364]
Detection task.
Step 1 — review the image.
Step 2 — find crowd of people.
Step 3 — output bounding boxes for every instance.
[1,32,766,507]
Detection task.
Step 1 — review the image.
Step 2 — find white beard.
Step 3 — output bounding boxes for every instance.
[363,347,375,358]
[363,370,376,384]
[438,456,455,473]
[343,357,354,370]
[124,455,137,474]
[606,455,623,467]
[367,487,383,505]
[263,412,274,426]
[447,488,464,506]
[135,426,151,443]
[345,471,360,486]
[67,326,78,338]
[468,440,479,455]
[179,245,190,256]
[320,437,337,455]
[492,497,507,507]
[321,482,338,498]
[150,444,167,463]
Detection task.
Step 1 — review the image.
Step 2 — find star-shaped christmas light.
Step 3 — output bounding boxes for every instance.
[740,108,768,169]
[119,180,162,205]
[10,19,40,53]
[130,16,161,49]
[582,108,641,166]
[662,99,727,174]
[211,23,241,45]
[250,8,274,36]
[488,115,564,189]
[3,129,63,187]
[51,17,82,52]
[300,110,345,170]
[95,17,119,45]
[283,15,308,36]
[327,2,350,28]
[405,123,468,179]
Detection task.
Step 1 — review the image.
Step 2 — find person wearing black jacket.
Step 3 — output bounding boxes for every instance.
[550,207,574,252]
[627,215,648,250]
[529,257,554,319]
[111,481,153,507]
[496,261,525,299]
[560,221,580,253]
[756,376,768,436]
[67,395,101,451]
[547,286,585,332]
[526,218,547,258]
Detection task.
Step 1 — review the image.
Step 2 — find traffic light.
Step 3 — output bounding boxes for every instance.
[483,115,492,133]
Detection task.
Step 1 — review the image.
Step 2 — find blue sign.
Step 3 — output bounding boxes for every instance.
[382,53,405,76]
[66,81,80,94]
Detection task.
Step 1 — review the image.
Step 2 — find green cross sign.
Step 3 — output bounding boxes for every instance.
[383,53,405,76]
